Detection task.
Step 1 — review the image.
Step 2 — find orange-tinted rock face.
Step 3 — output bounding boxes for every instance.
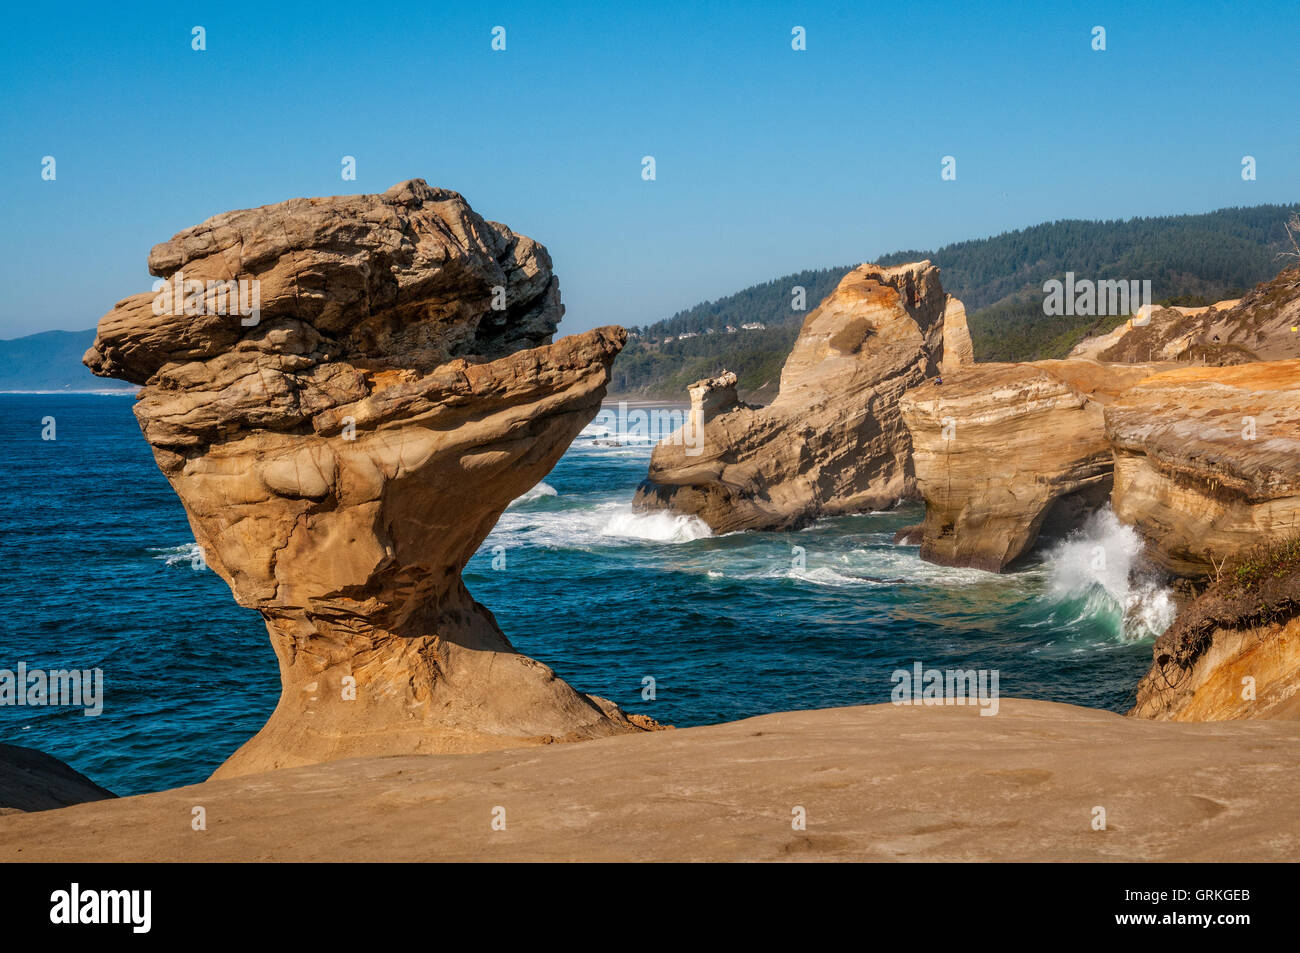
[86,180,644,778]
[633,261,971,532]
[1131,617,1300,721]
[1106,360,1300,578]
[899,360,1168,572]
[1131,553,1300,722]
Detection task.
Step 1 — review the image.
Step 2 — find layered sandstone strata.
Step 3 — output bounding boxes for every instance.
[1105,360,1300,578]
[898,360,1166,572]
[86,179,647,778]
[632,261,972,532]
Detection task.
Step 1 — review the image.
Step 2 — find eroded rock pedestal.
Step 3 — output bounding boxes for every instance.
[86,180,644,778]
[633,261,972,532]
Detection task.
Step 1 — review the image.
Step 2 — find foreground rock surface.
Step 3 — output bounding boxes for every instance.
[633,262,971,532]
[899,360,1166,571]
[85,179,645,778]
[0,745,114,815]
[2,700,1296,861]
[1106,360,1300,577]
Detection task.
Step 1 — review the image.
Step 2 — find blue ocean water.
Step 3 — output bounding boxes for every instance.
[0,393,1172,797]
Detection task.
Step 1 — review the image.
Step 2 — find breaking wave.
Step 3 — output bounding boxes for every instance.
[507,481,558,507]
[488,500,711,549]
[149,542,206,570]
[1041,507,1176,641]
[598,509,712,543]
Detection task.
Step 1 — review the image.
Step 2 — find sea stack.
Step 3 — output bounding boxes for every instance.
[85,179,646,778]
[633,261,972,532]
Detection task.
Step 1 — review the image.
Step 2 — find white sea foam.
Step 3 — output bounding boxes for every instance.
[569,437,655,458]
[845,545,1002,588]
[599,509,712,543]
[786,566,875,587]
[487,501,710,549]
[1043,507,1175,641]
[739,545,1001,588]
[150,542,206,570]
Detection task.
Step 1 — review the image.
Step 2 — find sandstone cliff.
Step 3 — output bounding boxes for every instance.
[1131,540,1300,721]
[1106,360,1300,578]
[632,261,972,532]
[86,179,647,778]
[898,360,1167,572]
[1070,265,1300,365]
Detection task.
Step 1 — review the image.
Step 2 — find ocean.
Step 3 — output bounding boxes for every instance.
[0,393,1174,796]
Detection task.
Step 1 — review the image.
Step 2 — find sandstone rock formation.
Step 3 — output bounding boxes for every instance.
[1131,546,1300,721]
[904,266,1300,574]
[633,261,970,532]
[5,700,1300,861]
[1070,265,1300,365]
[85,179,648,778]
[0,745,114,815]
[1106,360,1300,577]
[898,360,1166,571]
[940,297,974,373]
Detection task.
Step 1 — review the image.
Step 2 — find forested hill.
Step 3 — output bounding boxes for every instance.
[610,204,1299,400]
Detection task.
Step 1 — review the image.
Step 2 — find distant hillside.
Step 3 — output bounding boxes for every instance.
[0,329,133,392]
[612,267,847,402]
[611,204,1300,399]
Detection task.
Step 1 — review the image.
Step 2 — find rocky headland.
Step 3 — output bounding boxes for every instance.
[1070,265,1300,365]
[1105,360,1300,578]
[84,179,653,779]
[898,272,1300,577]
[629,255,1300,728]
[632,261,973,532]
[897,360,1168,571]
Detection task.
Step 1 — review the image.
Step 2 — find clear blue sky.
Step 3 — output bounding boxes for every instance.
[1,0,1297,339]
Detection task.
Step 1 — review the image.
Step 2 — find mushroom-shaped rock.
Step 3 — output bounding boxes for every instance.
[86,180,647,777]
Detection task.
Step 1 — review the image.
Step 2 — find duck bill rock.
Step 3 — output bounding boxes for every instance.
[85,179,651,778]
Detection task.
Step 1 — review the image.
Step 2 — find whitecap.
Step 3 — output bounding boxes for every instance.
[599,509,712,543]
[485,501,710,550]
[506,481,558,508]
[149,542,208,571]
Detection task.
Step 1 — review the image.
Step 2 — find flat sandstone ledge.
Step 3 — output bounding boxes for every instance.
[2,699,1296,862]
